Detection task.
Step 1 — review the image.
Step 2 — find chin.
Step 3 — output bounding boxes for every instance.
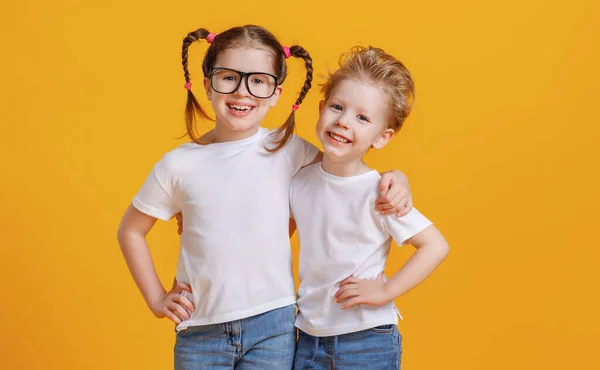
[219,116,261,131]
[322,146,351,160]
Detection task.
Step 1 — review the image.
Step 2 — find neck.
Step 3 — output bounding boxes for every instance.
[321,153,371,177]
[213,123,260,143]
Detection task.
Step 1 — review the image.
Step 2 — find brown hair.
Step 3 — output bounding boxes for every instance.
[321,46,415,132]
[181,25,313,151]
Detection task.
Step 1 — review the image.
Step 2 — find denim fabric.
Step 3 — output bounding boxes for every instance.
[174,304,297,369]
[294,325,402,370]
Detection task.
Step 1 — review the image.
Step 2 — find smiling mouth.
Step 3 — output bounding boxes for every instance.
[327,131,352,144]
[227,103,255,112]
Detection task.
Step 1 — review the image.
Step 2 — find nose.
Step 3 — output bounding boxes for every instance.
[335,113,351,129]
[233,77,251,97]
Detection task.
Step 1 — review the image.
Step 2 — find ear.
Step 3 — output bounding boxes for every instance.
[269,86,283,107]
[371,128,395,150]
[203,78,212,101]
[319,100,325,112]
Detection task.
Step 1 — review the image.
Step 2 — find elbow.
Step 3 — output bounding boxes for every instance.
[438,241,450,261]
[116,219,129,248]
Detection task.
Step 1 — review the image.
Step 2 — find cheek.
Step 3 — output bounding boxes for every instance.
[315,117,327,133]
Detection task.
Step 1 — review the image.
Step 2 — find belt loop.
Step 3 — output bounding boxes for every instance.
[312,335,319,362]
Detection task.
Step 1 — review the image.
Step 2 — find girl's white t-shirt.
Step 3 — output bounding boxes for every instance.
[133,127,318,330]
[290,163,433,337]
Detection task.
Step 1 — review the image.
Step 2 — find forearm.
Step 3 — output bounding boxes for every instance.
[118,231,166,307]
[383,241,449,302]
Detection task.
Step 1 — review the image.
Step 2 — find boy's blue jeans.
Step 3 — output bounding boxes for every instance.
[293,325,402,370]
[174,304,297,369]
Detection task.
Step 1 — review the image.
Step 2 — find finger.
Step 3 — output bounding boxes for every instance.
[378,192,405,214]
[171,278,178,290]
[336,289,359,303]
[335,284,356,298]
[341,276,360,285]
[396,198,413,217]
[341,297,362,310]
[375,192,392,205]
[165,308,182,324]
[177,294,195,312]
[176,282,193,294]
[169,302,191,321]
[378,173,393,197]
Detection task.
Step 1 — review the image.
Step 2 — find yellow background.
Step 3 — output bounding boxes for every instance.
[1,0,599,369]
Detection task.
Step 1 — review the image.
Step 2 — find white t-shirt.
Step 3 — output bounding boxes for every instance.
[133,127,318,330]
[290,163,432,337]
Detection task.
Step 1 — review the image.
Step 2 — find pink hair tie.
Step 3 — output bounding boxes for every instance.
[292,104,299,111]
[206,33,217,43]
[184,82,192,90]
[283,46,292,59]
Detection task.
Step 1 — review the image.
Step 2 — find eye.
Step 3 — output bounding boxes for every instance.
[250,77,265,85]
[223,74,237,81]
[357,114,370,122]
[330,104,342,111]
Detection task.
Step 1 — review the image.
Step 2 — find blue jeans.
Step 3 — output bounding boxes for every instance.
[174,304,297,369]
[293,325,402,370]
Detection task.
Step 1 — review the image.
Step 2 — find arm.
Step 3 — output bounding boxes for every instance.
[304,150,323,167]
[117,204,194,323]
[335,225,449,309]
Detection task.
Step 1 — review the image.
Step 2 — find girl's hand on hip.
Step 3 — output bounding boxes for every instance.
[149,278,195,324]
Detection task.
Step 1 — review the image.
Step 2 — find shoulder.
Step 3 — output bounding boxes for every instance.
[155,143,200,173]
[293,163,320,181]
[264,129,315,152]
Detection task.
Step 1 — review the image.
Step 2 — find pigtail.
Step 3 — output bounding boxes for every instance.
[182,28,214,144]
[267,45,314,153]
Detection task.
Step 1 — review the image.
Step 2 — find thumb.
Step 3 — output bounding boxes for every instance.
[379,173,392,196]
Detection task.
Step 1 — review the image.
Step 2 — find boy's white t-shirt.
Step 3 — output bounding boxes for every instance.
[133,127,318,330]
[290,163,433,337]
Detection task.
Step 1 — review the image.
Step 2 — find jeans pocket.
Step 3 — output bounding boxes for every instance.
[367,324,396,334]
[174,326,191,339]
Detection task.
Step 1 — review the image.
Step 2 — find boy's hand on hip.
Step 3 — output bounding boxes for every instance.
[334,273,390,309]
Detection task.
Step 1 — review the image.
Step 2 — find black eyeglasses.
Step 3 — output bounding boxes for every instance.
[209,67,279,99]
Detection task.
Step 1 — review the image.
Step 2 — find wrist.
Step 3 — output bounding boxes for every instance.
[146,287,167,309]
[382,282,396,304]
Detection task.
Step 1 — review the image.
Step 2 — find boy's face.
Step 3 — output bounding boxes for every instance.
[316,78,395,161]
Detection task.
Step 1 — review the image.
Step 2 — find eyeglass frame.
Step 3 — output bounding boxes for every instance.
[208,67,280,99]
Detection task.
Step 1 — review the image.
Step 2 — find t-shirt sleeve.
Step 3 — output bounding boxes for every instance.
[132,155,180,221]
[285,134,319,175]
[380,208,433,246]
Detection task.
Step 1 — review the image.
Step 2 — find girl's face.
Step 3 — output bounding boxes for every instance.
[316,78,395,162]
[204,47,282,142]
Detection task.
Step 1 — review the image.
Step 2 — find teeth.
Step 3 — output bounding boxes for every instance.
[228,104,252,111]
[328,132,350,144]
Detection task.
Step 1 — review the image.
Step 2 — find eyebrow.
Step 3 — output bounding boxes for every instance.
[329,96,373,115]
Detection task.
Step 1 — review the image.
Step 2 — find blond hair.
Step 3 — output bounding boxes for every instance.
[321,46,415,132]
